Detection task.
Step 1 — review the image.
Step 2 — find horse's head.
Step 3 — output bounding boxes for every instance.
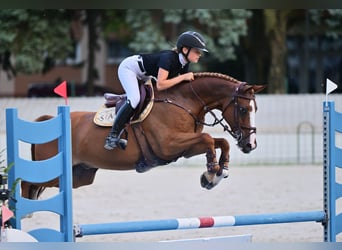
[221,83,265,153]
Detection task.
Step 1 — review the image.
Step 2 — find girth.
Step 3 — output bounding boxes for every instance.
[131,123,175,173]
[104,79,175,173]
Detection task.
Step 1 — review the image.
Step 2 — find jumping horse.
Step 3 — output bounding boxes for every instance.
[24,72,265,200]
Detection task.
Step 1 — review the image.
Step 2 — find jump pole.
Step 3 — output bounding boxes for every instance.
[74,210,326,237]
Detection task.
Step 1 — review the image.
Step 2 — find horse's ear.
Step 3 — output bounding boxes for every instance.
[252,85,267,93]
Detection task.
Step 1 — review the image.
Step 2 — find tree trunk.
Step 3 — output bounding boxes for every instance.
[264,10,289,94]
[241,10,270,86]
[85,10,99,96]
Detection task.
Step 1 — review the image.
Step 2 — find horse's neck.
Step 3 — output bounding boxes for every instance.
[189,78,237,108]
[155,78,236,115]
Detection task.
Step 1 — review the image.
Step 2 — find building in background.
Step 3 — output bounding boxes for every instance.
[0,15,130,97]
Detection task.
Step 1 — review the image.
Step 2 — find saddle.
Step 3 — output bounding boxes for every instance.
[93,78,154,127]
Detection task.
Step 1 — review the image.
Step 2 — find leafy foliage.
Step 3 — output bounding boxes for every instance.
[0,9,73,74]
[309,9,342,39]
[125,9,252,62]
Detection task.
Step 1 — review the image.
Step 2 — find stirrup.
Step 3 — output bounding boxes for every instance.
[104,135,128,150]
[104,135,119,150]
[117,138,128,150]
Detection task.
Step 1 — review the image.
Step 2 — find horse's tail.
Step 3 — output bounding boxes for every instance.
[30,115,54,161]
[31,143,36,161]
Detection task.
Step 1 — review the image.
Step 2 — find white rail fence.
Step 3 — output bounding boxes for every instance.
[1,94,341,165]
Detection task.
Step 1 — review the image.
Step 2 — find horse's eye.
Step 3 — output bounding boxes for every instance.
[239,107,248,115]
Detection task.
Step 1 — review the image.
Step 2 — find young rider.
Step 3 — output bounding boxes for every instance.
[104,31,208,150]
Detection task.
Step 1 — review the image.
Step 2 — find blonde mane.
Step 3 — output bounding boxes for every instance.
[194,72,242,84]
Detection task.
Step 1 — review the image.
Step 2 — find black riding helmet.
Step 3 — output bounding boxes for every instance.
[176,31,208,60]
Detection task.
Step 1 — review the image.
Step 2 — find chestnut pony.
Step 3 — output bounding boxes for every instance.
[24,72,265,199]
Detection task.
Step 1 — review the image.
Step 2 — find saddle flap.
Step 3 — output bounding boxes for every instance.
[131,79,154,124]
[132,82,152,121]
[93,79,155,127]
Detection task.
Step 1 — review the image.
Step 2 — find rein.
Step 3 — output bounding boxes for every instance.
[154,80,256,143]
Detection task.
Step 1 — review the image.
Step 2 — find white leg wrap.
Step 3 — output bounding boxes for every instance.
[202,168,229,189]
[211,168,229,186]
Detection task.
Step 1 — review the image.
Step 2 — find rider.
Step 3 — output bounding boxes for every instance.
[104,30,208,150]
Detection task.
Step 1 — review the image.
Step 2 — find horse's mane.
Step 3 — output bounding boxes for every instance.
[194,72,242,84]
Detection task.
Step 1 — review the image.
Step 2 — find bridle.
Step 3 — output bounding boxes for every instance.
[220,83,257,142]
[154,81,257,143]
[190,81,257,143]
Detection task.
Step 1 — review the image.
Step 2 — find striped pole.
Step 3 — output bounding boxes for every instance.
[75,210,326,237]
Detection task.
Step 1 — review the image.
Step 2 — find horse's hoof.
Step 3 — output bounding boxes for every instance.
[200,173,214,190]
[136,160,151,173]
[200,169,229,190]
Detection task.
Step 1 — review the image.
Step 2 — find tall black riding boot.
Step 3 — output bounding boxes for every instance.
[104,100,135,150]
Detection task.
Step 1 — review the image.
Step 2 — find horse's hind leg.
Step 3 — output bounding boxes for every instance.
[21,164,98,200]
[21,181,47,200]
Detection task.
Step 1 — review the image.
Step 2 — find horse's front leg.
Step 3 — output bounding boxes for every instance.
[216,137,230,173]
[200,137,230,190]
[158,132,229,189]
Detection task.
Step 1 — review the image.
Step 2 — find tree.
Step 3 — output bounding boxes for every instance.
[124,9,252,70]
[0,9,109,96]
[117,9,342,94]
[263,10,292,94]
[243,9,342,94]
[84,10,103,96]
[310,9,342,39]
[4,9,341,95]
[0,9,256,94]
[242,10,302,93]
[0,10,73,75]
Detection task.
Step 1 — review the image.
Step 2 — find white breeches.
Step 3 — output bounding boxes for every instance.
[117,55,149,109]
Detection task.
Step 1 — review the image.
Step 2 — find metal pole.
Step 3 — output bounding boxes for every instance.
[75,210,326,237]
